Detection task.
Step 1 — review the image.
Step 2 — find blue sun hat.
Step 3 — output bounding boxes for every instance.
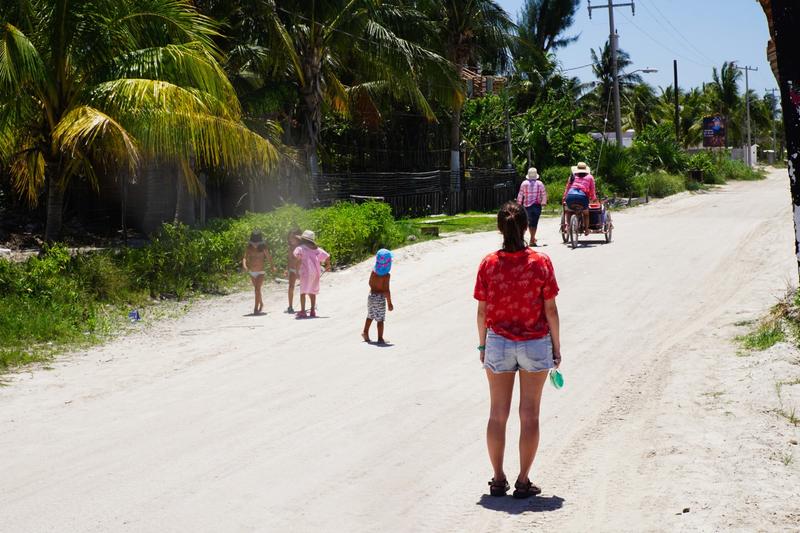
[374,249,393,276]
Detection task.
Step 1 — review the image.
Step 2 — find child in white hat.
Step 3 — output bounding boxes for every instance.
[292,230,330,318]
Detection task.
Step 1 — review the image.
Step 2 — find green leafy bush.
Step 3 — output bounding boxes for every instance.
[687,151,724,184]
[597,143,635,195]
[540,165,572,184]
[642,171,687,198]
[631,124,687,175]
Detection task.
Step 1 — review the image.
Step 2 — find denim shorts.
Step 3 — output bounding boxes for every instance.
[524,204,542,228]
[483,329,554,373]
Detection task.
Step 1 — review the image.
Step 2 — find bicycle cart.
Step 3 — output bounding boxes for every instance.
[560,200,613,249]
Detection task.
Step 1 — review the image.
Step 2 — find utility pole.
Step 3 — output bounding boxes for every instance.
[504,84,513,169]
[767,87,778,160]
[673,60,680,143]
[589,0,635,146]
[732,63,758,167]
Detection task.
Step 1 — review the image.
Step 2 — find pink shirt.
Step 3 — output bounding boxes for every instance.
[293,244,330,295]
[563,174,596,201]
[517,179,547,207]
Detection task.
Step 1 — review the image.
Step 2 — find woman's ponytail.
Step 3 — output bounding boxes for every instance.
[497,201,528,252]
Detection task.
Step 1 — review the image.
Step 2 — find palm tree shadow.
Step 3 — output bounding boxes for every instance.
[476,494,565,514]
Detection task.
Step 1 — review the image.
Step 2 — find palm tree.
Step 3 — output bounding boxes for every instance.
[421,0,514,182]
[252,0,458,176]
[0,0,278,241]
[624,83,659,133]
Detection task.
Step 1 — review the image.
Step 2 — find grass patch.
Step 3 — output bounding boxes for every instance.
[414,214,497,234]
[1,201,415,371]
[737,319,786,351]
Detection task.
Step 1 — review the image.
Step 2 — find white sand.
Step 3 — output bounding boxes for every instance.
[1,170,799,532]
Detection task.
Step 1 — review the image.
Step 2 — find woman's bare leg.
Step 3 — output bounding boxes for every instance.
[485,370,516,482]
[299,294,306,313]
[530,226,537,245]
[309,294,316,312]
[255,275,265,313]
[517,370,548,483]
[288,276,296,309]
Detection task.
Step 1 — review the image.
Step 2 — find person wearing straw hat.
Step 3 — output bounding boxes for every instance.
[292,230,330,319]
[562,162,597,236]
[242,230,275,315]
[516,167,547,246]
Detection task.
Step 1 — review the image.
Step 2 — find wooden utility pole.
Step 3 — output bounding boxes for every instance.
[762,0,800,279]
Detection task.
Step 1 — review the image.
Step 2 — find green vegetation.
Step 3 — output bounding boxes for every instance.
[0,202,412,370]
[737,319,786,351]
[736,290,800,353]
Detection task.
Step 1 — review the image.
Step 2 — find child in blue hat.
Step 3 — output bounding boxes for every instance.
[362,249,394,344]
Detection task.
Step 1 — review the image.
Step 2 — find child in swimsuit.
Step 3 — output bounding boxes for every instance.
[242,230,274,315]
[286,228,301,313]
[293,230,330,319]
[362,249,394,344]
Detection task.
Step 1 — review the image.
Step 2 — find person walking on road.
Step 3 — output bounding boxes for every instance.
[293,230,330,319]
[517,167,547,246]
[474,201,562,499]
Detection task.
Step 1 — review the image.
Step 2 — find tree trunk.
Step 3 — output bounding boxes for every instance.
[300,54,323,179]
[450,104,462,192]
[44,175,65,243]
[174,176,195,225]
[768,0,800,280]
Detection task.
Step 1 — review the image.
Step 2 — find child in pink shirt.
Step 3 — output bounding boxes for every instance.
[292,230,330,319]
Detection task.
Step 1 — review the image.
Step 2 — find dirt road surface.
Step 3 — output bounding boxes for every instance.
[2,170,799,532]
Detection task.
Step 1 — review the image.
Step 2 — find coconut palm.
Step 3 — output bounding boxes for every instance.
[251,0,458,175]
[580,41,642,131]
[420,0,515,180]
[0,0,279,241]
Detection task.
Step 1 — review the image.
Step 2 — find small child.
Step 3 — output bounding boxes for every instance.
[242,230,274,315]
[286,228,302,313]
[292,230,330,319]
[362,249,394,344]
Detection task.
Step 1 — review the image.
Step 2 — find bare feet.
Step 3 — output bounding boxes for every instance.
[377,338,388,345]
[361,332,371,343]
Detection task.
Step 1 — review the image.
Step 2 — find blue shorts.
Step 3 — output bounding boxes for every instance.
[565,190,589,209]
[483,329,554,373]
[524,204,542,228]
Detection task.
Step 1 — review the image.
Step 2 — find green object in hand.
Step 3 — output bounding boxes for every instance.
[549,369,564,389]
[477,345,486,351]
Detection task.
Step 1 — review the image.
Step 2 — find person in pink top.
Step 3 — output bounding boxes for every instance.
[562,162,597,235]
[292,230,330,319]
[516,167,547,246]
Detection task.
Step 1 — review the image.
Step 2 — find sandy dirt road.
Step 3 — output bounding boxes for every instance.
[2,170,799,532]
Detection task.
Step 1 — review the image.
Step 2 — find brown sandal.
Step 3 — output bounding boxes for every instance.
[488,477,510,497]
[513,479,542,499]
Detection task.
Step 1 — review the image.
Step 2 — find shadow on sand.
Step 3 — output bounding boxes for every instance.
[476,494,565,514]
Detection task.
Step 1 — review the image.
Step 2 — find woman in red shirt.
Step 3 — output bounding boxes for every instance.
[474,201,562,499]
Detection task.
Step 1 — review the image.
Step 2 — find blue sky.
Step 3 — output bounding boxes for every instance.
[497,0,777,96]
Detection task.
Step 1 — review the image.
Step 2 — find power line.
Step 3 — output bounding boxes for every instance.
[638,0,717,67]
[617,12,713,69]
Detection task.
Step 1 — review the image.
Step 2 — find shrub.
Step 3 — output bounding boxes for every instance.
[597,143,635,195]
[540,165,572,184]
[643,171,686,198]
[716,157,764,181]
[687,151,724,185]
[631,124,687,174]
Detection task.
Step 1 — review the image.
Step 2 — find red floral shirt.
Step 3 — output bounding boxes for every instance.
[474,248,559,341]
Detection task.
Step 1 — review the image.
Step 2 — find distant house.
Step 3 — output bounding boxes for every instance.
[590,130,636,148]
[461,68,506,98]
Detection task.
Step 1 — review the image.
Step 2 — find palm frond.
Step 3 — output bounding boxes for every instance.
[0,22,46,92]
[9,146,45,204]
[111,43,240,113]
[53,105,140,176]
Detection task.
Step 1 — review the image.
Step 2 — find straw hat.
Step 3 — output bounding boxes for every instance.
[571,162,591,175]
[526,167,539,180]
[300,230,317,245]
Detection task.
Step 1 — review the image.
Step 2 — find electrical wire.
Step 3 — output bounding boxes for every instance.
[639,0,718,67]
[617,12,713,69]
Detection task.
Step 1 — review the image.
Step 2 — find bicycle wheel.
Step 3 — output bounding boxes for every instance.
[604,213,613,243]
[569,213,579,249]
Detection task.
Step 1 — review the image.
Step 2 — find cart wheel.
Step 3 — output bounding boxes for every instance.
[560,212,568,242]
[569,214,579,249]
